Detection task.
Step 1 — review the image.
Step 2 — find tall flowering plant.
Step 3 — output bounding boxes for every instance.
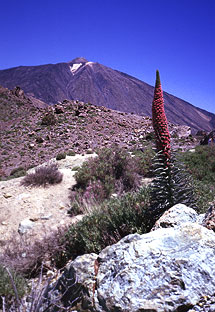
[147,70,196,230]
[152,70,171,159]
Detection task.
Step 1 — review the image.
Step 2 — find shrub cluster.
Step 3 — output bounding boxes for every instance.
[21,163,63,187]
[57,187,150,266]
[56,152,67,160]
[180,145,215,184]
[179,145,215,213]
[69,146,153,214]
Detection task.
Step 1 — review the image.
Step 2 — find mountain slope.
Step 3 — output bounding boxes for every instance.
[0,57,214,132]
[0,89,197,178]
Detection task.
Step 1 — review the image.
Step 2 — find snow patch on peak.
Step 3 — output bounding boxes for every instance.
[86,61,94,67]
[69,63,82,74]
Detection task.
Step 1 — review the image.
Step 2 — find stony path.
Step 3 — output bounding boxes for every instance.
[0,154,96,250]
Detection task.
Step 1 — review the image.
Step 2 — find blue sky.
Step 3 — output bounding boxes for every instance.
[0,0,214,113]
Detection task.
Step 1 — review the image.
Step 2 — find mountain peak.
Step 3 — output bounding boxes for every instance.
[0,59,214,132]
[68,57,88,64]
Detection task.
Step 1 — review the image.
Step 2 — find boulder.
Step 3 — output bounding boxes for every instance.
[95,224,215,312]
[12,86,25,98]
[151,203,198,230]
[50,221,215,311]
[43,254,98,311]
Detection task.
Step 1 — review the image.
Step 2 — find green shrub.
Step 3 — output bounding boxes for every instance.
[9,167,26,179]
[67,150,76,156]
[179,145,215,184]
[69,147,148,214]
[71,166,80,171]
[179,145,215,213]
[0,265,26,305]
[131,145,155,177]
[21,164,63,187]
[57,187,150,266]
[56,152,66,160]
[193,180,215,214]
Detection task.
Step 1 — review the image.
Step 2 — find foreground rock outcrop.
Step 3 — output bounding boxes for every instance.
[48,204,215,312]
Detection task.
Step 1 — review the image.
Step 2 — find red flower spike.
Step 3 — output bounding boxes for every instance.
[152,70,171,159]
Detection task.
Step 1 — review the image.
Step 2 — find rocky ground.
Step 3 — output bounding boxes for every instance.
[1,86,213,311]
[40,204,215,312]
[0,86,199,178]
[0,154,98,253]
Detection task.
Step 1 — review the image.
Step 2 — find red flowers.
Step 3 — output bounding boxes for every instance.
[152,70,171,159]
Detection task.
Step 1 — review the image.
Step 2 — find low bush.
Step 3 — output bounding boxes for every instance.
[21,163,63,187]
[9,167,26,179]
[131,145,155,177]
[179,145,215,184]
[69,146,153,215]
[144,132,156,141]
[56,152,66,160]
[179,145,215,213]
[1,226,68,278]
[0,264,26,307]
[67,150,76,156]
[57,187,150,266]
[193,180,215,214]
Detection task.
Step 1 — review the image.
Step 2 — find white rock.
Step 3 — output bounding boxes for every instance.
[152,203,198,230]
[40,214,52,220]
[95,224,215,312]
[51,221,215,311]
[18,219,34,234]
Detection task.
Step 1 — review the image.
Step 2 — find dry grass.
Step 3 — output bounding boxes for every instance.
[0,226,69,278]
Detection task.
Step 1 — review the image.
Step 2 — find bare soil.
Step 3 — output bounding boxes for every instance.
[0,154,96,251]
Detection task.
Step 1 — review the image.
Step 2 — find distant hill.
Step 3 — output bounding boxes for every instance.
[0,57,214,132]
[0,88,197,178]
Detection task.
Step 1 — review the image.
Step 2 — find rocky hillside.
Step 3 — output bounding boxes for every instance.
[0,57,214,132]
[0,87,197,178]
[0,85,47,131]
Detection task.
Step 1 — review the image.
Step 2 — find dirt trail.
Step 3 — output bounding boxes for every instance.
[0,154,96,248]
